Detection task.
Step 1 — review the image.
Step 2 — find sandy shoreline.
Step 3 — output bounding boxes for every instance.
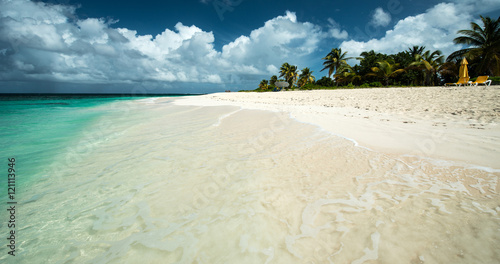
[11,92,499,263]
[173,86,500,169]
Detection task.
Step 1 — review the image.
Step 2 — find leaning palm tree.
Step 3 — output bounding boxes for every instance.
[447,16,500,76]
[366,60,405,86]
[289,65,299,88]
[298,67,315,87]
[410,50,444,86]
[279,62,291,81]
[321,48,353,79]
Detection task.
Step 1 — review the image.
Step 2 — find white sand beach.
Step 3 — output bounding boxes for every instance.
[175,86,500,169]
[12,88,500,263]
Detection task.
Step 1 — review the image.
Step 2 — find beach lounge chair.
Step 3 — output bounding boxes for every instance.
[445,77,470,86]
[470,76,492,86]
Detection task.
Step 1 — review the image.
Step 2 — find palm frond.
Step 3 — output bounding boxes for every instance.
[454,34,485,46]
[446,48,473,62]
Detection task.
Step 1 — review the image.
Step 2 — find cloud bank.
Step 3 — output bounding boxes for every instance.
[0,1,323,92]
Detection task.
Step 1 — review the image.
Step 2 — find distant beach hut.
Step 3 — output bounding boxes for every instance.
[275,81,289,91]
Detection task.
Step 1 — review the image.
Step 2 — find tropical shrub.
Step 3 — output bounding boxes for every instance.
[315,76,334,87]
[369,82,384,87]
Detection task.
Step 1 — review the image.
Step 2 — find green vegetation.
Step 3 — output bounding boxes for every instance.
[298,67,315,87]
[409,50,445,86]
[447,16,500,76]
[279,63,298,89]
[366,59,405,86]
[250,15,499,92]
[320,48,352,79]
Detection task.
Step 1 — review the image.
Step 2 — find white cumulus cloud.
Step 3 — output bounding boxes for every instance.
[326,18,348,39]
[371,7,391,27]
[340,2,475,59]
[449,0,500,14]
[221,11,323,69]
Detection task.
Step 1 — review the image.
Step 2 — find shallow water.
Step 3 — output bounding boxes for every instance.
[1,98,499,263]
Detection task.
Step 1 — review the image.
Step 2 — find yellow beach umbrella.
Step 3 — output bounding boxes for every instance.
[459,58,469,79]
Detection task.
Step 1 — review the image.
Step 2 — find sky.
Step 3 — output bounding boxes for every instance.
[0,0,499,94]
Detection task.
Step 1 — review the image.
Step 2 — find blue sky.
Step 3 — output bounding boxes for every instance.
[0,0,499,94]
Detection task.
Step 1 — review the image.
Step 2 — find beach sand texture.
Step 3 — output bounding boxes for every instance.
[9,87,500,263]
[175,86,500,168]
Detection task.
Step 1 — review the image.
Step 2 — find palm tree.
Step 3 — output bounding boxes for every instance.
[270,75,278,87]
[321,48,352,78]
[357,50,389,81]
[410,50,444,85]
[279,63,290,86]
[408,46,426,58]
[298,68,315,87]
[439,61,460,84]
[366,60,405,86]
[334,64,362,85]
[447,16,500,76]
[289,65,298,88]
[258,79,269,90]
[279,63,290,81]
[279,63,299,89]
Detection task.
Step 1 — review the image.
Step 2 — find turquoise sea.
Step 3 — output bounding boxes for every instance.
[0,95,183,187]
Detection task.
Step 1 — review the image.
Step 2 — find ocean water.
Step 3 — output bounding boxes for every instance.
[0,96,499,263]
[0,95,181,186]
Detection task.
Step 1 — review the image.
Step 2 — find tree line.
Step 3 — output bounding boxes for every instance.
[256,15,499,91]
